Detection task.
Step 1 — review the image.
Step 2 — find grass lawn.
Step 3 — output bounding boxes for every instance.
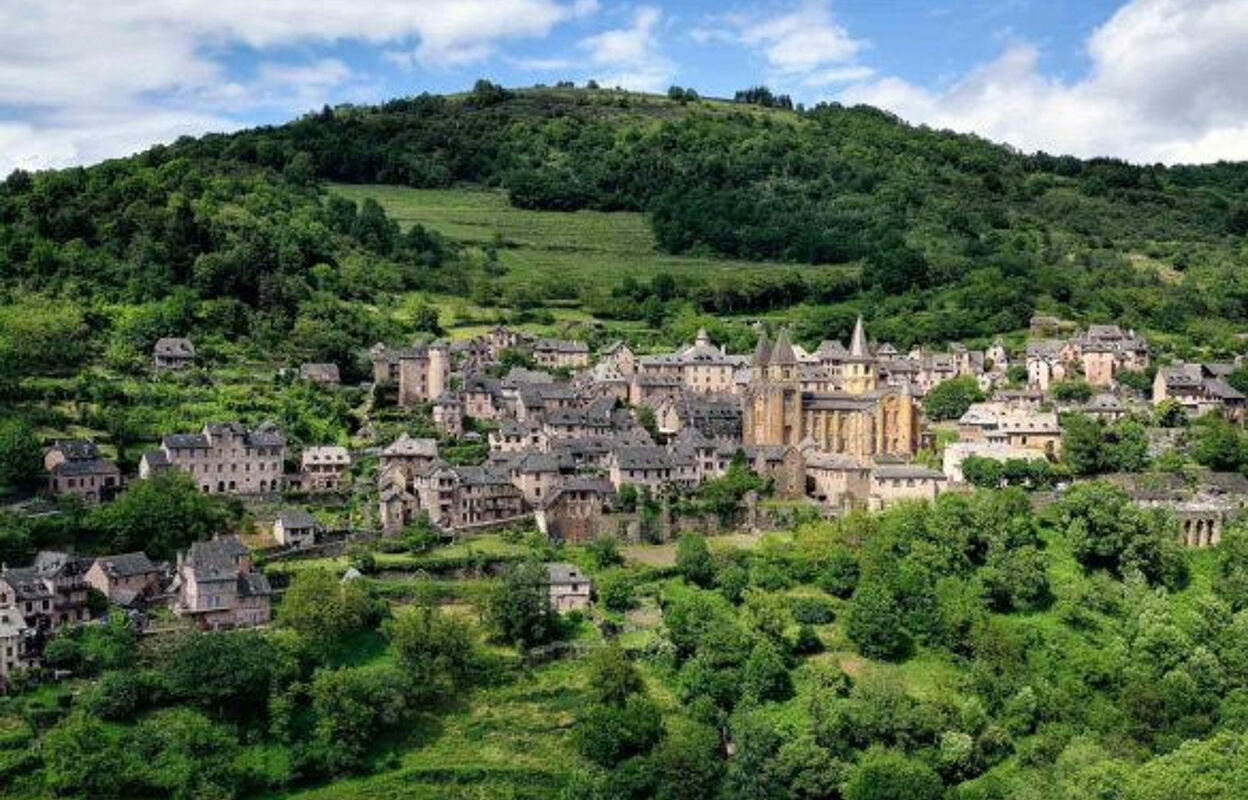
[275,657,596,800]
[330,184,855,295]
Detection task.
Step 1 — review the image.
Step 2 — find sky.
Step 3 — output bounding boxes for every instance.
[2,0,1248,174]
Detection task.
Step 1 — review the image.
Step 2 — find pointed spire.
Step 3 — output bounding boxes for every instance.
[849,315,869,359]
[752,328,772,367]
[695,327,711,347]
[770,326,797,365]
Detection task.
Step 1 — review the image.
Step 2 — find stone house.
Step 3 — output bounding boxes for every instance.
[869,463,947,509]
[804,453,873,509]
[637,329,746,395]
[0,551,92,633]
[504,452,563,506]
[153,337,195,370]
[379,434,439,475]
[535,479,620,544]
[85,552,163,606]
[45,438,122,505]
[533,338,590,369]
[957,403,1062,456]
[172,535,271,630]
[462,375,504,420]
[274,509,319,548]
[0,609,34,684]
[433,392,464,436]
[369,342,450,406]
[599,341,637,377]
[298,445,350,492]
[299,362,341,386]
[140,421,286,495]
[607,446,696,493]
[1154,363,1246,422]
[545,563,592,613]
[490,421,548,454]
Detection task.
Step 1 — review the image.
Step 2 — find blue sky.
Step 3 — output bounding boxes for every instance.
[2,0,1246,172]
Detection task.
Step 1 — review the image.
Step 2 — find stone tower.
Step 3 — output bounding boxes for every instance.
[843,315,876,395]
[744,327,803,446]
[427,343,449,400]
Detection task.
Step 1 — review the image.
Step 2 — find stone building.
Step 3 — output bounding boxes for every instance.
[742,320,919,459]
[299,362,340,386]
[274,509,319,548]
[153,337,195,370]
[0,551,92,633]
[298,445,350,492]
[1154,363,1246,421]
[85,552,163,607]
[370,342,450,406]
[433,392,464,436]
[535,479,619,544]
[545,563,592,613]
[533,338,590,369]
[140,422,286,495]
[637,329,747,395]
[172,535,271,630]
[957,403,1062,456]
[44,440,121,505]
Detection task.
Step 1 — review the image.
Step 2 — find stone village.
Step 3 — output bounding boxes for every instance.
[4,313,1247,684]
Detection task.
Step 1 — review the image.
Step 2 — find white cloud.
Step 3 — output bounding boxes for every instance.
[0,0,597,173]
[577,6,675,92]
[697,1,867,90]
[738,1,863,75]
[840,0,1248,163]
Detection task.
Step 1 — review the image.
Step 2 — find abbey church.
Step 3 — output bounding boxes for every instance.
[742,317,920,458]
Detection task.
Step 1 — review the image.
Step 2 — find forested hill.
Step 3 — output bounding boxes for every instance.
[3,81,1248,358]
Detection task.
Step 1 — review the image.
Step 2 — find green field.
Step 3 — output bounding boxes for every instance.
[330,184,856,292]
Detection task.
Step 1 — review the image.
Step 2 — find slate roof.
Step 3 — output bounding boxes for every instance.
[92,552,158,578]
[545,562,589,586]
[47,439,100,461]
[276,509,317,530]
[154,337,194,357]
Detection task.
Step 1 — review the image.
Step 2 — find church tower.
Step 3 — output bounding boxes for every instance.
[744,327,803,446]
[843,316,876,395]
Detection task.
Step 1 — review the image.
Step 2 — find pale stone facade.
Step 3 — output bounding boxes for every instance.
[140,422,286,495]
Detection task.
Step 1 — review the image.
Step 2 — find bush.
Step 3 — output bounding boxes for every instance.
[790,596,836,625]
[598,570,638,612]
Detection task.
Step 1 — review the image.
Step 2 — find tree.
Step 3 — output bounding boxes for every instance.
[742,639,793,702]
[1192,416,1246,472]
[922,376,984,421]
[41,712,134,798]
[1062,413,1108,475]
[161,631,289,720]
[486,561,558,648]
[962,455,1004,488]
[587,642,645,706]
[847,581,912,661]
[0,416,42,491]
[647,721,724,800]
[1052,379,1094,403]
[89,471,226,560]
[1105,418,1149,472]
[134,708,241,800]
[310,663,410,775]
[279,569,378,656]
[577,694,664,767]
[1053,481,1187,588]
[588,535,624,568]
[385,604,477,699]
[676,533,716,588]
[844,748,943,800]
[597,569,637,612]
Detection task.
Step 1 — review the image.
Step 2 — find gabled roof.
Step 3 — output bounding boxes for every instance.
[92,552,158,578]
[546,562,589,585]
[47,439,100,461]
[154,337,194,356]
[382,434,439,458]
[752,328,772,367]
[276,509,317,529]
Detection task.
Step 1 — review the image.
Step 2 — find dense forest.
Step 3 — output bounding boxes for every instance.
[3,81,1248,363]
